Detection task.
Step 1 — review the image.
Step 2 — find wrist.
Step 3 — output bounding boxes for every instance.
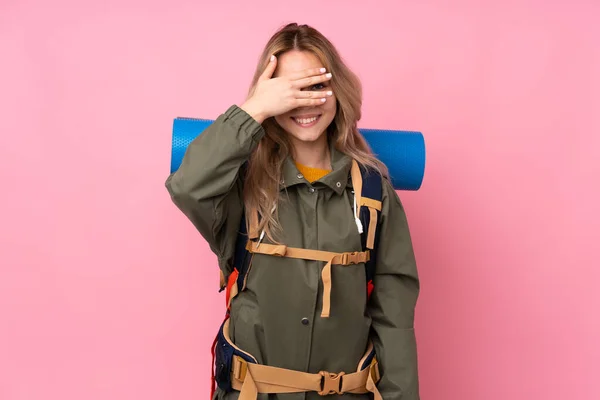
[240,100,268,124]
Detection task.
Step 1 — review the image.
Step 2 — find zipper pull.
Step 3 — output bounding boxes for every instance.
[355,217,363,234]
[353,191,363,234]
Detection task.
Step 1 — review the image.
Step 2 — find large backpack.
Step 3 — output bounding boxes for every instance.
[210,161,384,399]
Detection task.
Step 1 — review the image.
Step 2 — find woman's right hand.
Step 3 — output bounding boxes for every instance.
[240,55,333,124]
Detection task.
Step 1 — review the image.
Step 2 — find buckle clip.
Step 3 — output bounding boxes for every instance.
[340,253,349,265]
[341,252,360,265]
[234,357,248,381]
[318,371,345,395]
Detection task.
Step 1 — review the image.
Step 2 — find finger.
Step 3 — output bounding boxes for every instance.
[291,72,332,89]
[295,89,333,99]
[294,98,330,107]
[288,67,329,81]
[258,55,278,82]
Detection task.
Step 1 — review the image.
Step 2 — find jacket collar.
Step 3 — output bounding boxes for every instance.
[280,141,352,195]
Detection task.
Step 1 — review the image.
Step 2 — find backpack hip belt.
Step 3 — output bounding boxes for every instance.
[218,318,382,400]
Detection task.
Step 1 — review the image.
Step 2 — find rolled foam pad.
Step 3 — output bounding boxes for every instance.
[171,118,425,190]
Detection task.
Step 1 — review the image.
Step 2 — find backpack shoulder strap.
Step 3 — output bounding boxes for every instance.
[356,162,384,298]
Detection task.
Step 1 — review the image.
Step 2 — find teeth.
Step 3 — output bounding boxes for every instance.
[294,116,318,125]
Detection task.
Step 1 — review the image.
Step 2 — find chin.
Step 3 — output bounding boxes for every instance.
[287,129,326,143]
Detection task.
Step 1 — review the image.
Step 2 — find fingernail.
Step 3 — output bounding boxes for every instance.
[320,68,326,73]
[270,55,275,62]
[327,91,333,96]
[326,73,332,78]
[321,98,327,102]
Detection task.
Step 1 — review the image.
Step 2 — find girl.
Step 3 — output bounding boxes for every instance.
[166,23,420,400]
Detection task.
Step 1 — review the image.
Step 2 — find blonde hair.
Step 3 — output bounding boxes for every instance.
[244,23,388,242]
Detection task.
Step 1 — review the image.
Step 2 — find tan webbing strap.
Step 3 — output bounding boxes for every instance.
[366,366,382,400]
[237,371,259,400]
[366,207,378,250]
[231,356,382,400]
[233,357,321,398]
[320,260,334,318]
[248,209,259,239]
[357,341,382,400]
[246,241,368,264]
[245,241,369,318]
[360,197,382,211]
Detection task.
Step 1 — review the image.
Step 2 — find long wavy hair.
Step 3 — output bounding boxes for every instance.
[244,23,388,242]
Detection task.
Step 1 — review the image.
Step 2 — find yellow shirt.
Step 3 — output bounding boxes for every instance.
[295,162,331,183]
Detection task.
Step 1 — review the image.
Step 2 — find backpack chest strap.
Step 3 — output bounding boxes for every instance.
[245,241,370,318]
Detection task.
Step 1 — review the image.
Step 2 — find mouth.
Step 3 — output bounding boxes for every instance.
[291,115,321,128]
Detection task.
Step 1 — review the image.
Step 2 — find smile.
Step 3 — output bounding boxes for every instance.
[291,115,321,127]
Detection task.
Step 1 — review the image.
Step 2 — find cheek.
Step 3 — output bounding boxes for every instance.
[274,114,290,127]
[324,95,337,116]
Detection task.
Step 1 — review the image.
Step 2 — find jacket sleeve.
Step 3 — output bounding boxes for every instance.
[368,177,421,400]
[165,105,265,280]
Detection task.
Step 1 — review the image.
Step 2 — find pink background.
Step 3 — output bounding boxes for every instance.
[1,1,599,399]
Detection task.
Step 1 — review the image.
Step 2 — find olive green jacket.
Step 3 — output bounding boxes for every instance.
[165,105,421,400]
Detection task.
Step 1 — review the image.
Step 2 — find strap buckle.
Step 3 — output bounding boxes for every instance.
[340,253,349,265]
[233,356,248,381]
[340,252,360,265]
[318,371,345,395]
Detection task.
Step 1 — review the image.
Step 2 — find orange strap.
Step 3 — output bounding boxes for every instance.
[245,241,369,318]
